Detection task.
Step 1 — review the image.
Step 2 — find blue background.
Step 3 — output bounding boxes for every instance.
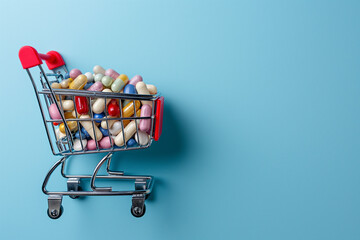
[0,0,359,239]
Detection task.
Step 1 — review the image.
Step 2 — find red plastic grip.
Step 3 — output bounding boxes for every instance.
[154,96,164,141]
[19,46,65,70]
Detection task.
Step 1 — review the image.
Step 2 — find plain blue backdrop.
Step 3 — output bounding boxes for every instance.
[1,0,360,239]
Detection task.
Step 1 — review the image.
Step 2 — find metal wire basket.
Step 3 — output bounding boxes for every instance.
[19,46,164,219]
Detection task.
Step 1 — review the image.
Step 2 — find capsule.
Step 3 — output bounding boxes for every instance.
[75,96,89,114]
[84,82,93,90]
[105,69,120,80]
[100,116,118,129]
[92,89,112,113]
[135,82,152,106]
[59,121,78,134]
[135,130,150,145]
[60,100,74,111]
[87,81,104,92]
[73,139,87,151]
[123,109,141,127]
[111,74,129,93]
[84,72,94,82]
[139,104,152,132]
[50,82,64,100]
[129,75,143,86]
[99,127,109,136]
[126,138,137,147]
[122,100,141,118]
[86,139,98,150]
[69,74,88,90]
[93,113,105,123]
[60,78,72,88]
[93,65,106,75]
[146,84,157,94]
[79,115,103,141]
[49,103,62,120]
[99,136,114,149]
[108,100,120,116]
[94,73,104,82]
[114,120,138,146]
[101,76,114,88]
[70,69,82,79]
[109,121,124,136]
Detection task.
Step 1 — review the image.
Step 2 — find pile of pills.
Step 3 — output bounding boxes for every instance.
[49,65,157,151]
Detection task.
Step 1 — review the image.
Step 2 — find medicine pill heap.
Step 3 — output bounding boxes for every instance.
[49,65,158,151]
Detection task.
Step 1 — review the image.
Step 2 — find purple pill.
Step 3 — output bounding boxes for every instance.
[69,69,82,79]
[129,75,143,86]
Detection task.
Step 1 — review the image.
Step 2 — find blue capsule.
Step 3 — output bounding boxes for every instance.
[94,113,105,123]
[84,82,93,90]
[123,84,137,94]
[99,127,109,137]
[81,127,91,138]
[75,130,88,139]
[127,138,137,147]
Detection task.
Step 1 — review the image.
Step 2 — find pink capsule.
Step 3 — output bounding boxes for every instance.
[139,104,152,132]
[69,69,82,79]
[49,103,61,120]
[87,81,104,92]
[129,75,143,86]
[105,69,120,80]
[87,139,98,150]
[99,136,114,149]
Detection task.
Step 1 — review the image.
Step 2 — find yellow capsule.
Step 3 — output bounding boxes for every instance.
[69,74,87,90]
[122,100,141,118]
[123,109,141,127]
[64,111,74,119]
[60,78,71,88]
[59,121,78,134]
[118,74,129,82]
[51,82,64,100]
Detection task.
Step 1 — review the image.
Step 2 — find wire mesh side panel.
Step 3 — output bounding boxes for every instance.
[28,66,158,156]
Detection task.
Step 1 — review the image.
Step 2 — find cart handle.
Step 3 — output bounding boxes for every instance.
[19,46,65,70]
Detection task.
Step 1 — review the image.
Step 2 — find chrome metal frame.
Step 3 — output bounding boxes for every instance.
[25,63,159,218]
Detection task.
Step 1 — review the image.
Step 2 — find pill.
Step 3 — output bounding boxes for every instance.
[92,89,112,114]
[146,84,157,94]
[93,113,105,123]
[59,121,78,134]
[93,65,106,75]
[64,111,75,119]
[122,100,141,118]
[129,75,143,86]
[49,103,62,120]
[75,96,88,114]
[111,75,129,93]
[99,136,114,149]
[55,128,67,140]
[123,84,136,94]
[139,104,152,132]
[136,82,152,106]
[99,127,109,137]
[105,69,120,80]
[134,130,150,145]
[75,130,86,139]
[101,76,114,87]
[87,81,104,92]
[84,82,93,90]
[70,69,82,79]
[126,138,137,147]
[79,115,103,141]
[60,78,71,88]
[94,73,104,82]
[64,72,70,79]
[69,74,88,90]
[109,121,124,135]
[123,109,141,127]
[50,82,64,100]
[81,127,91,138]
[114,120,138,146]
[73,139,87,151]
[60,100,74,111]
[100,116,118,129]
[108,100,120,116]
[86,139,98,150]
[84,72,94,82]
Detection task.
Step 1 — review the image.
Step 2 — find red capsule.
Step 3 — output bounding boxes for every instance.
[75,96,89,114]
[108,100,120,116]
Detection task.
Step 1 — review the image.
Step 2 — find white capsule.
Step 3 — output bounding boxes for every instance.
[55,128,66,140]
[79,115,103,141]
[100,116,117,129]
[93,65,106,75]
[73,139,87,151]
[135,82,152,106]
[115,120,138,146]
[146,84,157,94]
[134,130,150,145]
[109,121,124,136]
[84,72,94,82]
[60,100,74,111]
[92,89,112,114]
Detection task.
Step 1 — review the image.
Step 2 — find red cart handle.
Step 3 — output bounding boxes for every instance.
[19,46,65,70]
[153,96,164,141]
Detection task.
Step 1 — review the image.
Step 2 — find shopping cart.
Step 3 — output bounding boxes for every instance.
[18,46,164,219]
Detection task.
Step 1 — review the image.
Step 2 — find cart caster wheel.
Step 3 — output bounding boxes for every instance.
[131,204,146,218]
[69,186,82,199]
[47,206,63,219]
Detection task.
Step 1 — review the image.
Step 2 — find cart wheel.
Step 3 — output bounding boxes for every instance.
[47,206,63,219]
[69,186,82,199]
[131,204,146,218]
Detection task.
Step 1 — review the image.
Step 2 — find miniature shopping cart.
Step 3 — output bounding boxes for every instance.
[18,46,164,219]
